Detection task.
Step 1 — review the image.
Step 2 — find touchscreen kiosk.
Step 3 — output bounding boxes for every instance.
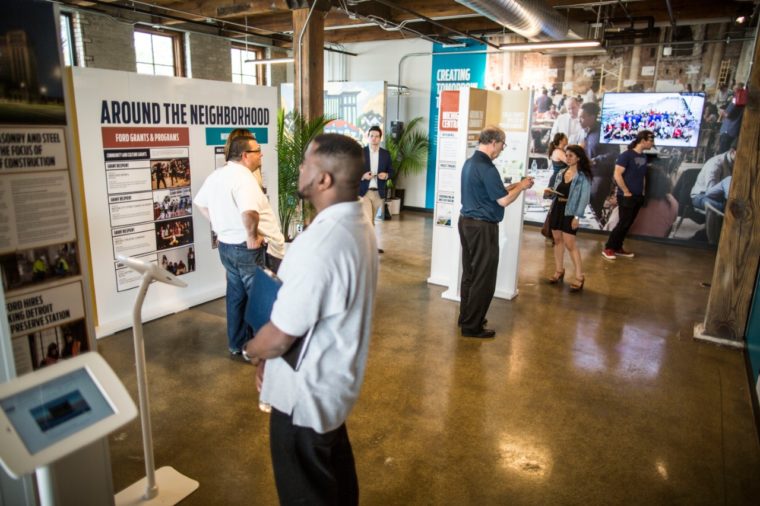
[0,353,137,479]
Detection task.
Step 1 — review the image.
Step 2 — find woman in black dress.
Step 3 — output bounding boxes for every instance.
[545,145,592,291]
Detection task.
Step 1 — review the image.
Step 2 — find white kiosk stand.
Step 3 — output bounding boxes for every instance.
[430,88,533,301]
[114,257,198,506]
[0,353,138,506]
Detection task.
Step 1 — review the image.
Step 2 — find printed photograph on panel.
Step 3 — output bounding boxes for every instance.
[153,187,193,221]
[155,217,193,250]
[0,241,79,291]
[150,157,191,190]
[159,245,195,276]
[0,1,66,124]
[12,319,88,375]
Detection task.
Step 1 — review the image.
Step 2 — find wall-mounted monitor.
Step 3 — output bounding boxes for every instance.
[600,92,706,148]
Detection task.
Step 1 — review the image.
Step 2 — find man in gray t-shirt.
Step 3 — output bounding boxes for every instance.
[245,134,378,505]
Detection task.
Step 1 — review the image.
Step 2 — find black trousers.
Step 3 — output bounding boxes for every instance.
[458,217,499,332]
[270,408,358,506]
[605,195,644,250]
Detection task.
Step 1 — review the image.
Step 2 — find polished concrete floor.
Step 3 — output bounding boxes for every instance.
[100,211,760,505]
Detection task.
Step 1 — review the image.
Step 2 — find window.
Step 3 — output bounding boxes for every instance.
[60,12,84,67]
[134,29,183,76]
[231,46,265,85]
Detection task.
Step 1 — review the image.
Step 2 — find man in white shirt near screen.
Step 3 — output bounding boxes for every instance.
[550,96,584,145]
[245,133,378,505]
[194,133,285,358]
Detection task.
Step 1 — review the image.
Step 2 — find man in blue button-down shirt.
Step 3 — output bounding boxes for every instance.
[458,126,534,338]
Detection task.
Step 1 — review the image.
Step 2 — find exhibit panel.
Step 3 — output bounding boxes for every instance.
[429,88,532,300]
[493,89,533,299]
[69,68,277,336]
[428,89,462,286]
[0,2,103,504]
[0,1,94,378]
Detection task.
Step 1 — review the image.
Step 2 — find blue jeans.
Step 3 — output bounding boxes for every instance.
[692,193,724,213]
[218,241,266,352]
[692,175,731,213]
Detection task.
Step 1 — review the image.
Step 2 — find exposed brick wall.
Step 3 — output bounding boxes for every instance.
[78,11,135,72]
[187,33,231,81]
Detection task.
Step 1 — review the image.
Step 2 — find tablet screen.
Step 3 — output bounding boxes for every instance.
[0,368,114,454]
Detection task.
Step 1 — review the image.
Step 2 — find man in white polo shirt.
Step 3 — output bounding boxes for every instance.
[245,133,378,505]
[195,134,285,358]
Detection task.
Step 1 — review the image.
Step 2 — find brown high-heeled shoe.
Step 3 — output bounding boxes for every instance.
[570,276,585,292]
[548,269,565,284]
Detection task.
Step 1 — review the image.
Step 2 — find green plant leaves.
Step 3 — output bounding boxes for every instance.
[276,109,333,241]
[385,116,430,181]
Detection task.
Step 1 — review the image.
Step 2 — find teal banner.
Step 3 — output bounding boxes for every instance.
[425,42,486,209]
[205,127,268,145]
[746,267,760,392]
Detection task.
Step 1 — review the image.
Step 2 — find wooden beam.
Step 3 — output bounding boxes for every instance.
[293,7,324,119]
[701,36,760,341]
[160,0,291,19]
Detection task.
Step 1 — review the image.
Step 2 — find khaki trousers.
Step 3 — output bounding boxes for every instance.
[361,190,384,224]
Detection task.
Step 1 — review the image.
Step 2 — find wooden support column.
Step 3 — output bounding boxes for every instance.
[697,37,760,344]
[292,5,325,120]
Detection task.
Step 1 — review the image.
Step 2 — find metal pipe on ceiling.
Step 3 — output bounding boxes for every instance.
[371,0,498,48]
[454,0,578,41]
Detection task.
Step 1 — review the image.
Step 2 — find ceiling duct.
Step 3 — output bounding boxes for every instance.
[454,0,577,41]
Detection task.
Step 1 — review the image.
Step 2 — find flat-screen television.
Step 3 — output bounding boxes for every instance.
[600,92,706,148]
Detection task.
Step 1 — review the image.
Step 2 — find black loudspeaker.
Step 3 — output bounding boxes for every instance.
[390,121,404,141]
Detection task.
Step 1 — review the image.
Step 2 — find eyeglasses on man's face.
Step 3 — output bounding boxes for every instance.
[246,148,262,154]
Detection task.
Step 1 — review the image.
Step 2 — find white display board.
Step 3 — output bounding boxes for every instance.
[70,68,277,336]
[428,89,464,286]
[429,87,532,301]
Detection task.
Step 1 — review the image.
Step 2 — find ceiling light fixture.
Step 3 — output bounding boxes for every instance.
[499,39,601,51]
[245,57,294,64]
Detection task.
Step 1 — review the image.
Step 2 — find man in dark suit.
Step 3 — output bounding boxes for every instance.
[359,125,393,253]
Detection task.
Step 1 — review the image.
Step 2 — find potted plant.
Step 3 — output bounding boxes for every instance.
[276,109,332,241]
[385,117,429,212]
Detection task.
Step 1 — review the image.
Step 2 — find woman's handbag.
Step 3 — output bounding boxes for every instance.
[541,201,554,238]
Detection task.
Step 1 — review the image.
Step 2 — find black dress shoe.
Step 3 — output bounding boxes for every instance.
[458,318,487,327]
[378,248,384,254]
[461,328,496,338]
